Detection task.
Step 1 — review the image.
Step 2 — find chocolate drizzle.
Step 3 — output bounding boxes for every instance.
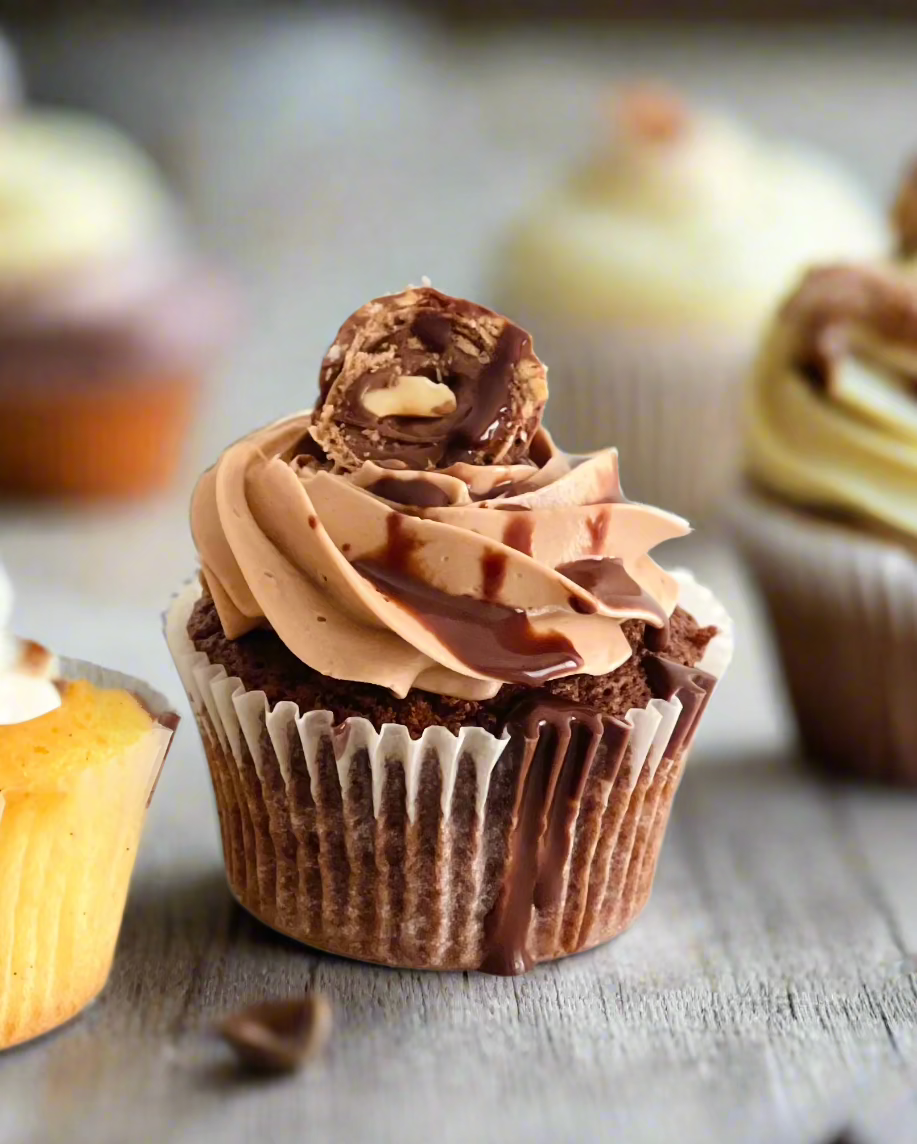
[557,557,668,627]
[481,550,508,600]
[644,655,717,759]
[451,324,529,461]
[502,514,535,557]
[481,697,631,975]
[353,513,582,685]
[367,477,452,508]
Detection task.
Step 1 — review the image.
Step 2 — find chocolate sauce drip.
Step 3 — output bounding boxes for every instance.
[450,324,530,462]
[493,503,532,512]
[367,477,453,508]
[354,559,582,685]
[379,512,422,574]
[556,557,668,627]
[502,514,535,557]
[643,618,671,652]
[481,550,508,600]
[353,513,582,685]
[645,655,717,759]
[481,697,631,975]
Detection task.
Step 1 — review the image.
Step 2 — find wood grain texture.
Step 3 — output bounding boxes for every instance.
[3,15,917,1144]
[2,752,916,1144]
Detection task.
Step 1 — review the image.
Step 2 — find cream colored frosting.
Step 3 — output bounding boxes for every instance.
[192,415,689,700]
[498,87,885,328]
[747,263,917,539]
[0,560,61,725]
[0,110,176,283]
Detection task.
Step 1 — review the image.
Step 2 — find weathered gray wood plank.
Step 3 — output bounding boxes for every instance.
[3,748,915,1144]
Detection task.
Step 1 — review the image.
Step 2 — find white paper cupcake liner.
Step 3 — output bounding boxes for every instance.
[165,571,732,972]
[0,663,176,1049]
[516,313,751,523]
[732,492,917,784]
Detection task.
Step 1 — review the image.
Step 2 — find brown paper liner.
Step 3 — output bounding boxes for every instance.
[509,312,751,523]
[166,573,732,973]
[732,492,917,785]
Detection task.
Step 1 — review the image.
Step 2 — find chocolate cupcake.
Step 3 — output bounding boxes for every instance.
[166,287,732,973]
[734,260,917,784]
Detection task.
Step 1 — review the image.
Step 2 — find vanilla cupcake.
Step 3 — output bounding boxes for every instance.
[495,84,885,520]
[166,286,732,974]
[0,108,233,499]
[733,262,917,784]
[0,567,176,1049]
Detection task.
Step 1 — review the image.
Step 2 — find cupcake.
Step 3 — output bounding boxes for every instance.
[0,106,233,499]
[166,286,732,974]
[494,83,885,521]
[734,261,917,784]
[0,565,177,1049]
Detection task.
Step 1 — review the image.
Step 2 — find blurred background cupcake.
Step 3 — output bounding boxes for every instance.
[0,86,234,501]
[494,82,886,521]
[732,257,917,785]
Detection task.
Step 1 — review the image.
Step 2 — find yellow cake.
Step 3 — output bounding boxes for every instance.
[0,592,175,1049]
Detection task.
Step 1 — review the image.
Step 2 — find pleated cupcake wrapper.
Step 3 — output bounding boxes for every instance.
[732,493,917,785]
[165,571,732,972]
[0,663,176,1050]
[514,313,751,524]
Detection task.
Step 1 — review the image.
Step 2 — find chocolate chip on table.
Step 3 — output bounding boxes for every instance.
[218,993,333,1074]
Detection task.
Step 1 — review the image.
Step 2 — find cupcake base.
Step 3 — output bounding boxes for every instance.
[510,312,750,522]
[166,573,732,973]
[733,493,917,786]
[0,375,199,499]
[0,662,175,1050]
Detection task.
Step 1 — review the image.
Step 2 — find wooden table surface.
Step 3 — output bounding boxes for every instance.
[3,15,917,1144]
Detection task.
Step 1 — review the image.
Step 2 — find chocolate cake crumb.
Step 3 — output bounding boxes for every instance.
[189,592,716,735]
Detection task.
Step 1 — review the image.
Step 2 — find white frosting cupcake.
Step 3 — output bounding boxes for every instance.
[499,84,885,330]
[0,110,178,285]
[493,84,886,519]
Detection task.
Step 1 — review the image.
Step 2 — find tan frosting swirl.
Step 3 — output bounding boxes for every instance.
[192,413,688,701]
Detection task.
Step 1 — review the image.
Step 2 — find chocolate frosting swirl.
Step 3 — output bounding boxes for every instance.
[192,414,688,700]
